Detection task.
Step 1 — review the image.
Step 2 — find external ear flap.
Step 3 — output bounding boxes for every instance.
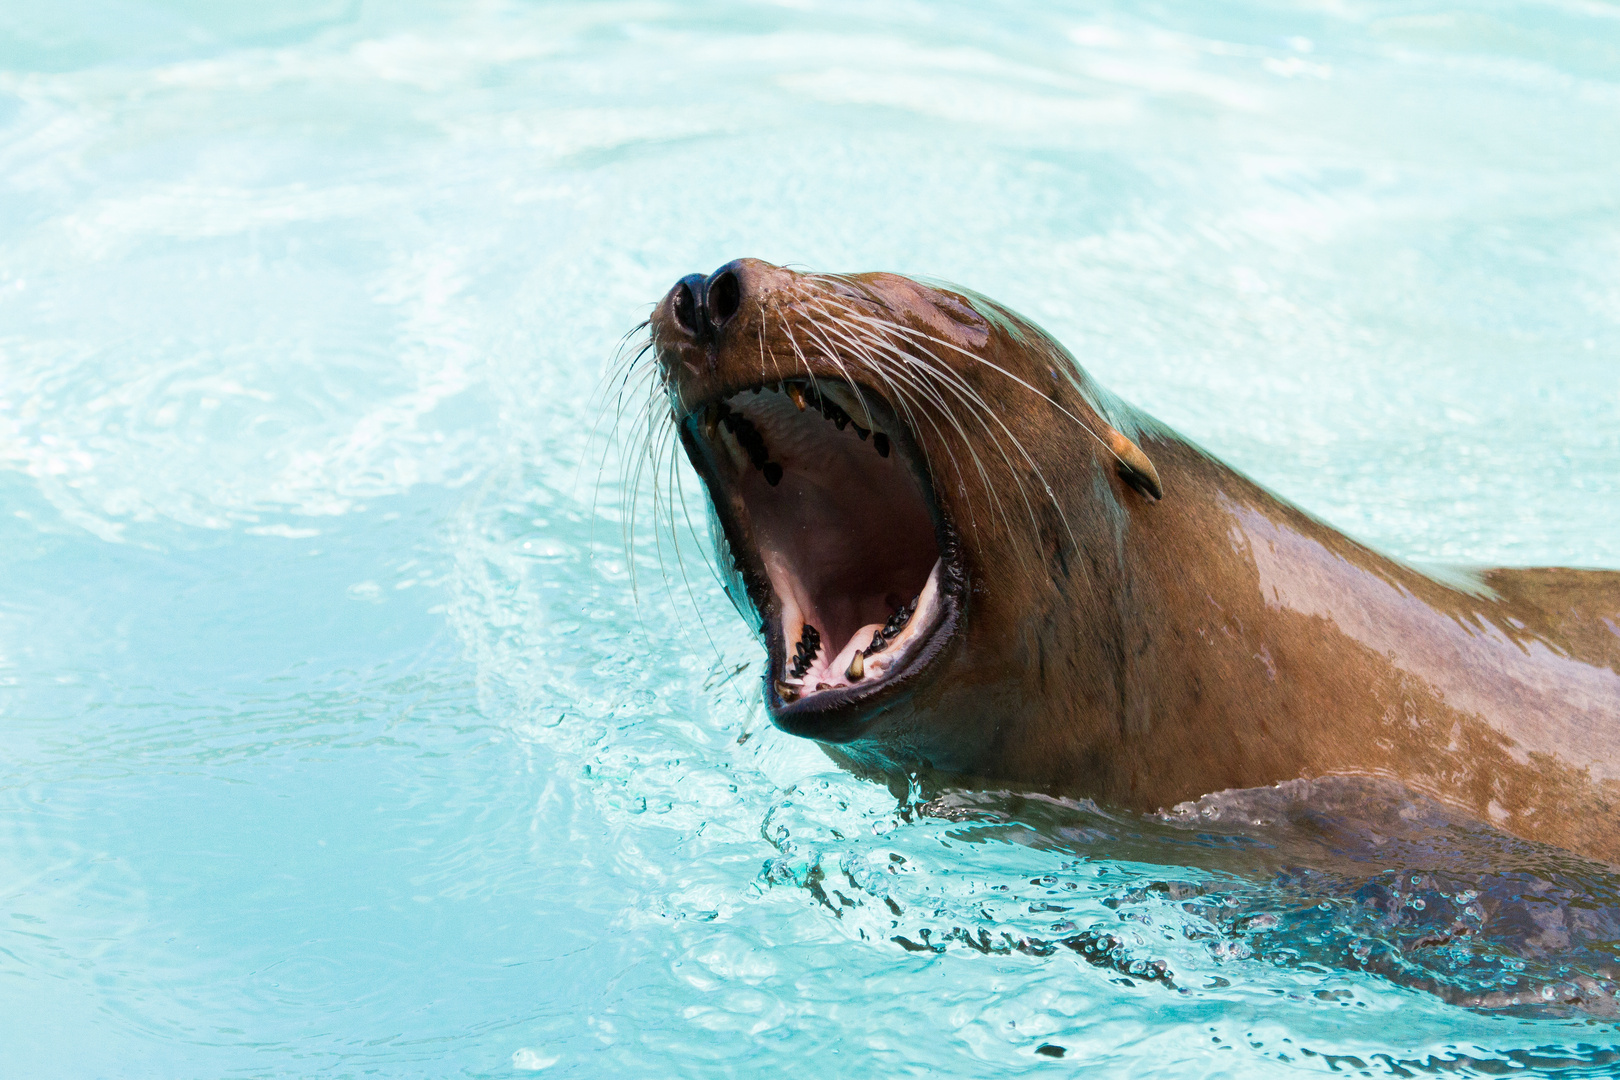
[1105,428,1163,502]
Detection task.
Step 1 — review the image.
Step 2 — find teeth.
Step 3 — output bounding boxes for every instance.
[816,383,873,429]
[702,384,895,489]
[788,624,821,679]
[862,595,919,657]
[798,385,889,456]
[771,565,940,699]
[721,409,770,469]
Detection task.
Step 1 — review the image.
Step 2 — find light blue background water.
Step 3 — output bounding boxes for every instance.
[2,1,1618,1076]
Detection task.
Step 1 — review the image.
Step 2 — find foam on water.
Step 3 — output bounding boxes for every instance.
[3,1,1619,1075]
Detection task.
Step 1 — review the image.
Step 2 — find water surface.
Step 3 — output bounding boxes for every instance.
[3,1,1620,1075]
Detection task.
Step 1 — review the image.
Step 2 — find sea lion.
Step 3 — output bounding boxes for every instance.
[643,258,1620,862]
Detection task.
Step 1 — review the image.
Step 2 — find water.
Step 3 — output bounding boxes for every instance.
[2,0,1619,1075]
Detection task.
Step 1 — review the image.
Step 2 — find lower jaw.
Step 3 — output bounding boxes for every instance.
[763,630,937,744]
[766,691,890,744]
[770,556,945,703]
[763,590,962,747]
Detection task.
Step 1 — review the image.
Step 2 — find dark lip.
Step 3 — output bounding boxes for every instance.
[675,377,968,744]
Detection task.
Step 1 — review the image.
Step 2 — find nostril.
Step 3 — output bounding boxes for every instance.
[672,277,702,335]
[708,270,740,328]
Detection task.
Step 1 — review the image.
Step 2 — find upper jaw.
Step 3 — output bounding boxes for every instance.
[674,376,968,743]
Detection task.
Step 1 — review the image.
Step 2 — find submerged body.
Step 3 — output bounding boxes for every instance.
[644,259,1620,862]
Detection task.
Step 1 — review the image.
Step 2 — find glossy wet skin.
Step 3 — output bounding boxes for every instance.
[649,259,1620,863]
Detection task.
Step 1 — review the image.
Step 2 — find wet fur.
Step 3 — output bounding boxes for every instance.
[628,260,1620,864]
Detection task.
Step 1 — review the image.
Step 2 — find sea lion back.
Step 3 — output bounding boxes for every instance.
[1481,567,1620,678]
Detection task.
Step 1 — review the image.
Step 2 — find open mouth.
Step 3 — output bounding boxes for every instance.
[677,378,965,739]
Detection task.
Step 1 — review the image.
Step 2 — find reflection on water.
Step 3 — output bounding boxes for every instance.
[3,0,1619,1075]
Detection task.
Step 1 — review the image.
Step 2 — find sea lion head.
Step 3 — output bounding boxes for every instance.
[647,259,1161,777]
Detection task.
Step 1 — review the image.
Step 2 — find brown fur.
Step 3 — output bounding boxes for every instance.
[650,259,1620,862]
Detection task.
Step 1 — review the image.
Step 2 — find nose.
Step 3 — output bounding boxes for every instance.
[667,262,744,345]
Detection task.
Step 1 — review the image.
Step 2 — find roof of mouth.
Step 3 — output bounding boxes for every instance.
[684,380,945,699]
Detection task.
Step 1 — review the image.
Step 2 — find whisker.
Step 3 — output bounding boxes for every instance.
[799,304,993,534]
[843,311,1082,553]
[654,414,722,653]
[868,315,1130,477]
[619,380,662,618]
[810,300,1055,580]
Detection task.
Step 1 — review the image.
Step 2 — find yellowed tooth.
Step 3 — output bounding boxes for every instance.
[703,404,719,441]
[788,385,807,411]
[846,652,864,681]
[775,679,799,702]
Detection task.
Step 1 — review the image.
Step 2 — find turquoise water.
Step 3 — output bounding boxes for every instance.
[3,1,1620,1075]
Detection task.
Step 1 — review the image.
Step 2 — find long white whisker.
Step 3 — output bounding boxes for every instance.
[844,312,1082,551]
[799,304,998,538]
[812,301,1053,576]
[863,315,1129,474]
[658,421,734,675]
